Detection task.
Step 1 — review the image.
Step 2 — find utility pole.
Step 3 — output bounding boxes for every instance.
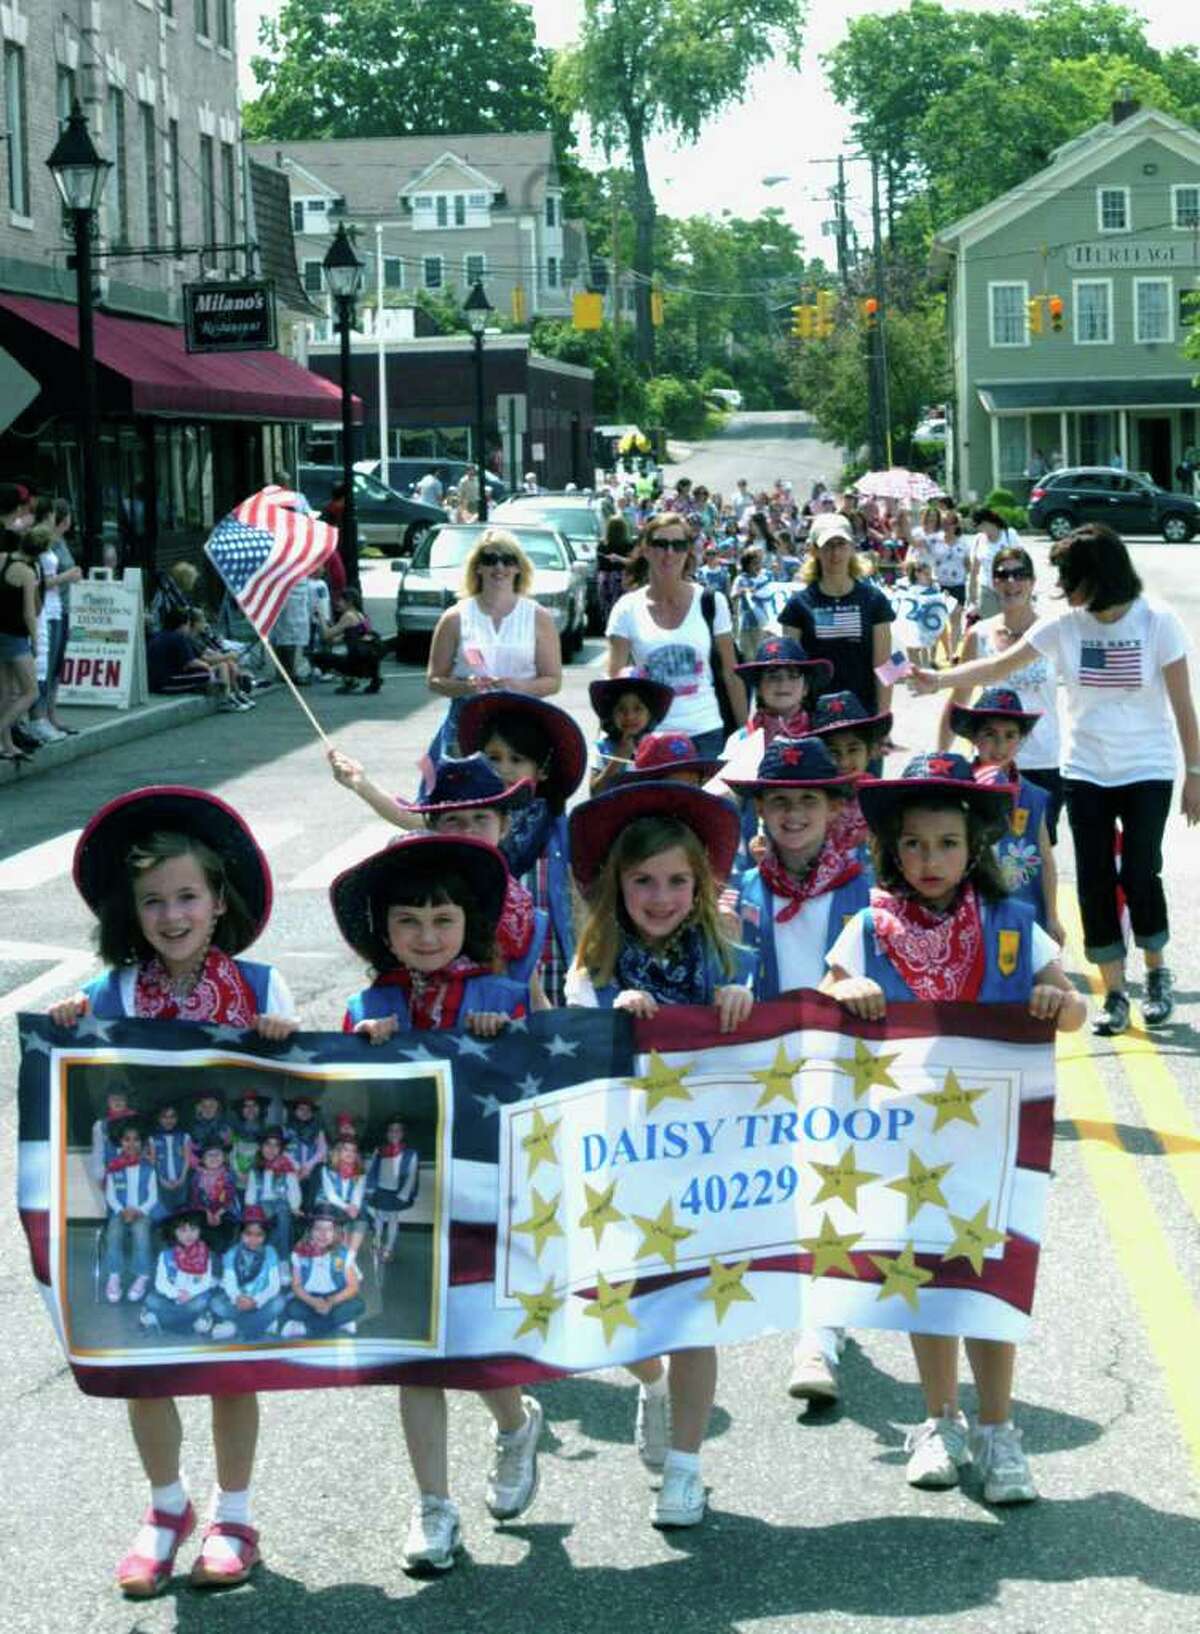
[835,154,850,292]
[870,155,892,468]
[611,179,623,423]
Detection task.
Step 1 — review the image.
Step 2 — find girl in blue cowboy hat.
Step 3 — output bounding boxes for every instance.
[587,673,675,794]
[808,689,894,861]
[822,752,1084,1508]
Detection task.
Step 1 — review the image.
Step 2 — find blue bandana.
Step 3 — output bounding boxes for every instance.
[615,924,714,1006]
[502,796,555,878]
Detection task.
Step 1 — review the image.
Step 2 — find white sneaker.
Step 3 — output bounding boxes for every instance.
[139,1308,160,1331]
[787,1338,840,1402]
[904,1412,972,1489]
[127,1275,148,1303]
[636,1381,671,1471]
[25,720,63,743]
[971,1422,1038,1504]
[403,1495,462,1575]
[192,1313,213,1334]
[281,1319,307,1338]
[486,1395,543,1519]
[651,1460,707,1528]
[211,1320,236,1340]
[105,1274,122,1304]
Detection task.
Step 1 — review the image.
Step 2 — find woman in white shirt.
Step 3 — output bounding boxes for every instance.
[967,509,1021,621]
[915,523,1200,1036]
[606,513,747,756]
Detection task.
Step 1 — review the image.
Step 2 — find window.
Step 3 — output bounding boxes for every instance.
[546,194,557,228]
[1074,279,1112,344]
[1133,277,1173,344]
[413,194,432,212]
[546,255,559,288]
[468,192,488,210]
[1097,186,1129,232]
[423,256,443,290]
[303,260,323,293]
[141,104,159,246]
[453,193,465,227]
[198,132,216,247]
[55,66,76,129]
[168,119,182,252]
[107,88,128,243]
[383,257,404,290]
[1173,185,1200,230]
[195,0,209,36]
[220,141,237,266]
[216,0,232,49]
[292,200,304,232]
[5,45,29,218]
[464,254,485,286]
[996,417,1028,490]
[435,195,448,227]
[988,281,1028,347]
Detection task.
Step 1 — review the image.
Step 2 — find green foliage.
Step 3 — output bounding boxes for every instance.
[644,375,710,439]
[984,488,1019,509]
[244,0,555,139]
[990,505,1030,531]
[530,319,648,423]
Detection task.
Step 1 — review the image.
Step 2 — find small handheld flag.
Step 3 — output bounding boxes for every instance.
[875,651,913,687]
[204,487,338,639]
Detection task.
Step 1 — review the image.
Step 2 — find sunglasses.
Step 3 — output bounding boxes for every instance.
[647,536,691,552]
[478,550,518,568]
[993,567,1032,582]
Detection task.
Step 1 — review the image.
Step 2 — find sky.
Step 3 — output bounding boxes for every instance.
[236,0,1199,263]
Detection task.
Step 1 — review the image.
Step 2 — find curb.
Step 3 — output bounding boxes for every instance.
[0,694,219,788]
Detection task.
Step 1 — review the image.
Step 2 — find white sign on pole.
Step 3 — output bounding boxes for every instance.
[58,572,147,710]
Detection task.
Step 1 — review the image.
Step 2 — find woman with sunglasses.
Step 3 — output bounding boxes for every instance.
[938,543,1065,839]
[424,529,562,781]
[606,513,747,758]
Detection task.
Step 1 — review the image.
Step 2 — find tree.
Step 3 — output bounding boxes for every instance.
[244,0,554,139]
[552,0,807,371]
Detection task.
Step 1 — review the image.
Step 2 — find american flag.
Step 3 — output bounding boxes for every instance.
[204,487,338,637]
[875,650,913,686]
[812,605,863,641]
[1079,641,1142,688]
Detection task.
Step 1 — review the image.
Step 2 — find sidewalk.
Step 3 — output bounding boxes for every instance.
[0,693,219,789]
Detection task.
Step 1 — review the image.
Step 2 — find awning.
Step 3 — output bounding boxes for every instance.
[978,378,1200,414]
[0,294,360,423]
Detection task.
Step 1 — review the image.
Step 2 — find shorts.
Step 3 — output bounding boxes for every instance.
[0,633,33,660]
[940,583,966,606]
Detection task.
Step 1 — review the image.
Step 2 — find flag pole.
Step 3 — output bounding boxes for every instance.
[258,636,332,749]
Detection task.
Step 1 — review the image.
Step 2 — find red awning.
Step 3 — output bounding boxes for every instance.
[0,294,360,423]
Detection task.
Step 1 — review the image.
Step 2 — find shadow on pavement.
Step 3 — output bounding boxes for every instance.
[169,1491,1200,1633]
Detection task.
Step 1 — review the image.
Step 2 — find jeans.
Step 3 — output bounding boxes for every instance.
[1064,777,1173,964]
[104,1212,153,1280]
[283,1293,366,1337]
[210,1290,288,1339]
[1021,765,1065,844]
[144,1287,214,1333]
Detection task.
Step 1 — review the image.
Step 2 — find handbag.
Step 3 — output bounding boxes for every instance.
[699,588,739,738]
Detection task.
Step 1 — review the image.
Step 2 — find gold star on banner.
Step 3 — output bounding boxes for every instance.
[578,1180,624,1248]
[582,1272,638,1345]
[832,1038,900,1101]
[919,1069,989,1132]
[698,1258,755,1322]
[750,1040,805,1109]
[521,1107,560,1179]
[799,1212,862,1278]
[942,1202,1009,1277]
[886,1150,953,1224]
[869,1241,934,1312]
[810,1147,880,1211]
[511,1187,564,1258]
[626,1051,695,1113]
[630,1199,696,1271]
[512,1276,565,1341]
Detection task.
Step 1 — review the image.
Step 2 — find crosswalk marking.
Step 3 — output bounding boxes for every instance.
[0,938,96,1021]
[0,831,83,891]
[284,823,390,890]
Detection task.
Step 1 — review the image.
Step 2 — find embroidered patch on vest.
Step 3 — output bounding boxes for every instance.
[1010,807,1029,837]
[997,928,1020,976]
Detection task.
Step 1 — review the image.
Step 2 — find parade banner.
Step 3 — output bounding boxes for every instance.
[17,998,1054,1400]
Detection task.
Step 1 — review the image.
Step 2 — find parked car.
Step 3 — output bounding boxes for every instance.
[491,494,605,630]
[297,465,444,558]
[1028,467,1200,543]
[392,523,590,657]
[359,457,509,506]
[913,417,947,444]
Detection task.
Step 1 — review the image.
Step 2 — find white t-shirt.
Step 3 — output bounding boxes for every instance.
[773,893,838,992]
[1025,599,1187,785]
[826,913,1057,980]
[974,624,1061,771]
[606,586,732,736]
[38,550,62,620]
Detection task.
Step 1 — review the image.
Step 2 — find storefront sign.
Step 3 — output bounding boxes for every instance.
[184,281,278,353]
[58,573,146,711]
[1067,240,1200,270]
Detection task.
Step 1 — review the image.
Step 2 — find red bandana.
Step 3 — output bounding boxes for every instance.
[174,1241,210,1275]
[375,957,490,1031]
[749,707,811,746]
[827,795,869,854]
[106,1152,142,1172]
[869,885,985,1002]
[334,1156,361,1178]
[759,840,862,923]
[294,1237,335,1259]
[262,1152,297,1176]
[195,1167,236,1209]
[377,1142,407,1158]
[134,949,256,1026]
[496,877,536,962]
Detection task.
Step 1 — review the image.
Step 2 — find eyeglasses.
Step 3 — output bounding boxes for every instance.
[647,535,691,552]
[477,551,518,568]
[993,567,1032,582]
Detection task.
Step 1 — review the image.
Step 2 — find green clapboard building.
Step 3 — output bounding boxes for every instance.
[934,97,1200,502]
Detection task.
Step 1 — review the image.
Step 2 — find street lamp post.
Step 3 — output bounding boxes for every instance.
[323,223,365,589]
[463,281,494,524]
[46,102,111,573]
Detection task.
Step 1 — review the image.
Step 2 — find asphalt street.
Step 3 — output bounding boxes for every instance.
[3,412,1200,1633]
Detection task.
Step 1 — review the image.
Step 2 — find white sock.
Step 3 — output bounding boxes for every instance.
[642,1371,668,1398]
[663,1448,701,1475]
[203,1487,253,1564]
[131,1480,189,1562]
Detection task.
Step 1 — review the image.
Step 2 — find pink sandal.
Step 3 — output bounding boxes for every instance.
[115,1501,197,1598]
[189,1520,261,1589]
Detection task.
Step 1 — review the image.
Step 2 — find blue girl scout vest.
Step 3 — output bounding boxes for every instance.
[736,867,871,1001]
[994,776,1049,927]
[85,960,274,1018]
[860,895,1038,1003]
[344,972,529,1029]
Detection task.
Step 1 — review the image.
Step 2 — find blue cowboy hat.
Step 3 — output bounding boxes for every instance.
[723,735,856,796]
[588,675,675,730]
[733,635,834,685]
[857,751,1015,831]
[809,689,893,743]
[399,753,534,815]
[330,833,509,964]
[949,686,1042,740]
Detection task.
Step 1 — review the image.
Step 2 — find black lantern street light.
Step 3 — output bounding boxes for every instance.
[323,222,365,589]
[463,281,494,523]
[46,101,111,572]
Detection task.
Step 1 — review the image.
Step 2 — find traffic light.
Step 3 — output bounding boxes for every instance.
[815,288,836,339]
[572,292,603,331]
[650,288,664,327]
[1048,295,1065,333]
[791,303,816,339]
[511,284,527,324]
[1027,296,1044,335]
[862,296,879,328]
